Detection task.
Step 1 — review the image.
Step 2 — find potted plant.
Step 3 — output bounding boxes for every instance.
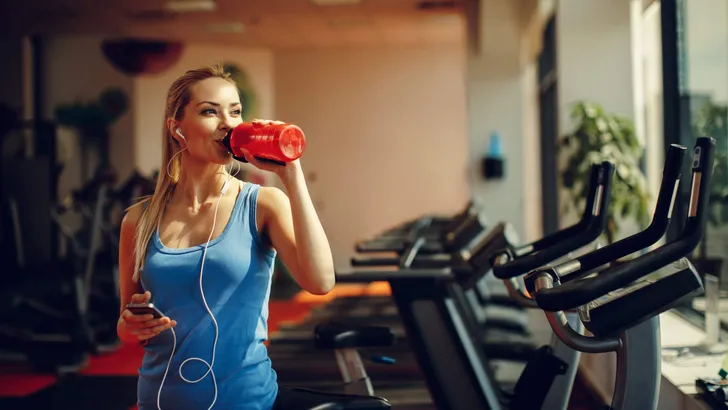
[559,101,651,245]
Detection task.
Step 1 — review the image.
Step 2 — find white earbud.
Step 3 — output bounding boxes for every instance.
[175,128,186,141]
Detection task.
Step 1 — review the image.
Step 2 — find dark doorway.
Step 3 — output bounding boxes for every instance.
[538,15,559,235]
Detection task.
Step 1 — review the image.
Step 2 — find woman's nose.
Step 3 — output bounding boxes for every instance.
[219,118,234,132]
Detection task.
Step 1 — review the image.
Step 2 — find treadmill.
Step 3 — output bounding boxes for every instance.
[270,222,516,386]
[289,212,526,334]
[272,204,512,344]
[274,202,481,330]
[354,201,479,254]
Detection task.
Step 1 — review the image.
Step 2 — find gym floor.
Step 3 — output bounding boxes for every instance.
[0,283,605,410]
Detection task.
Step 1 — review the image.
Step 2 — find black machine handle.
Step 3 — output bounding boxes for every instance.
[407,217,435,239]
[506,163,602,257]
[443,201,476,233]
[350,256,399,266]
[532,137,715,312]
[374,217,432,244]
[399,236,426,268]
[492,161,614,279]
[351,219,432,265]
[553,144,687,281]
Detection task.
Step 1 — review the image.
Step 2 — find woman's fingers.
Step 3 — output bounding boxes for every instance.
[121,310,154,323]
[136,321,176,340]
[130,318,177,340]
[129,291,152,304]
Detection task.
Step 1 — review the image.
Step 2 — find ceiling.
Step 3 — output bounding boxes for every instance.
[1,0,467,49]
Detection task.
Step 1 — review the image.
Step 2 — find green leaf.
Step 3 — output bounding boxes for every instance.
[559,101,650,242]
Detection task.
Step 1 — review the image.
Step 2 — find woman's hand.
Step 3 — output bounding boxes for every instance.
[118,291,177,342]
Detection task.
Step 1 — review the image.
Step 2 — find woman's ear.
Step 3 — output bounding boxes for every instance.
[166,118,184,145]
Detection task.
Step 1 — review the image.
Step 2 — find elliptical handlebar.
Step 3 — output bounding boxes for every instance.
[506,163,602,257]
[529,137,715,313]
[491,161,614,279]
[546,144,687,283]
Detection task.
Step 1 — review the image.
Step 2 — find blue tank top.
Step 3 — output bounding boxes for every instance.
[137,182,278,410]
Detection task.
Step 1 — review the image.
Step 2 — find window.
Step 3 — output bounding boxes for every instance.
[664,0,728,326]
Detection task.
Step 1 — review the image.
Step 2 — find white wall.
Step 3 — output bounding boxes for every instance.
[466,0,542,244]
[634,0,665,221]
[133,44,275,176]
[274,46,470,268]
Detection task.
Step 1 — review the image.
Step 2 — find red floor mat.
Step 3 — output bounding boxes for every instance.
[80,343,146,376]
[0,374,56,397]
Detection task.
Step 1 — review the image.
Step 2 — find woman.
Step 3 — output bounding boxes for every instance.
[117,64,336,410]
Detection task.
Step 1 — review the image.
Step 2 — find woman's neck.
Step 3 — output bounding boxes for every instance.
[173,157,231,211]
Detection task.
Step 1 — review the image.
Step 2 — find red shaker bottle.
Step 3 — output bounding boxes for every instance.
[221,121,306,165]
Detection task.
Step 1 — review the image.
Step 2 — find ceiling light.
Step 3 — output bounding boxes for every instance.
[310,0,362,6]
[165,0,216,13]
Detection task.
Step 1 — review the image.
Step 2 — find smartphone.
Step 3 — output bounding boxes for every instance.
[126,303,165,319]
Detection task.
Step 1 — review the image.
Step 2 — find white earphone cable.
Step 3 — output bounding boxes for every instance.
[156,172,234,410]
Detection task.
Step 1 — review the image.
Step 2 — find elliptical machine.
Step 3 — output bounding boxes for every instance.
[523,137,715,410]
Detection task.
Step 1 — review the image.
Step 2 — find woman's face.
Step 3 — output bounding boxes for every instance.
[174,77,243,165]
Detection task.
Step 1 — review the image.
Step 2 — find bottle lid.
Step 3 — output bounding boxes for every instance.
[488,131,502,158]
[279,125,306,160]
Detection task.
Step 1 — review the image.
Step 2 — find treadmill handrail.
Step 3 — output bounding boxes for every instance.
[492,161,614,279]
[532,137,715,312]
[443,200,476,234]
[400,236,427,268]
[552,144,686,282]
[336,267,454,281]
[405,217,434,242]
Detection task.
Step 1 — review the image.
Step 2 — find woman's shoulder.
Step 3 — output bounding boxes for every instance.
[122,198,150,229]
[255,185,289,212]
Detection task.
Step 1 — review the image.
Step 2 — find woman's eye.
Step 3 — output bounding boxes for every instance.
[201,108,217,115]
[231,109,242,116]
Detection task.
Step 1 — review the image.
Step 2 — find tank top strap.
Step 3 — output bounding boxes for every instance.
[237,181,267,250]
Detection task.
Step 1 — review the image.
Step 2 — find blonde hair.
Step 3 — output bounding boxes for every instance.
[131,63,238,281]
